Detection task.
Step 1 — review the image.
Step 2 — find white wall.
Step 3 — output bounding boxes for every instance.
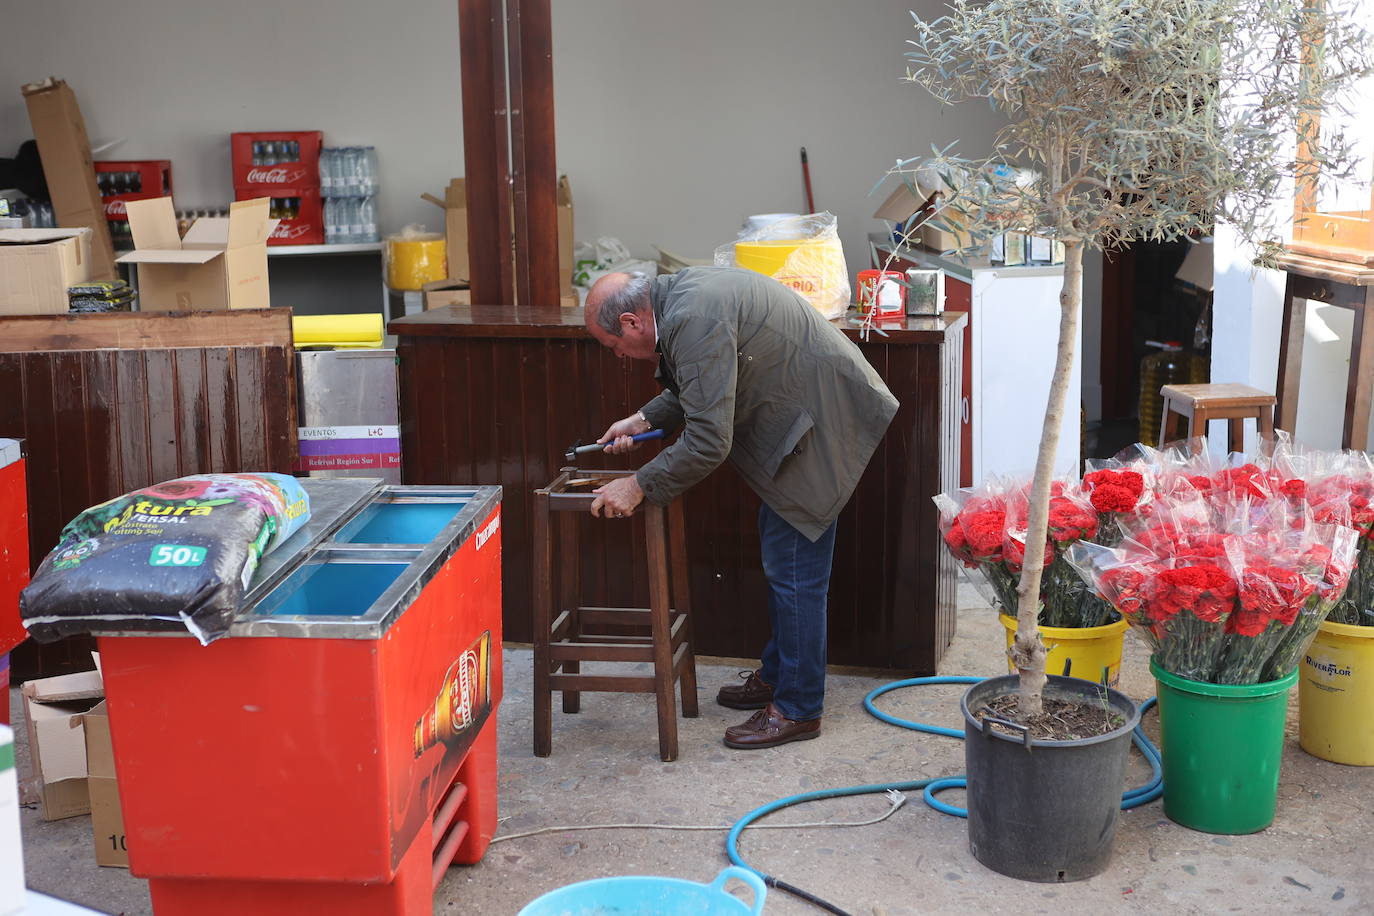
[0,0,1006,280]
[0,0,465,234]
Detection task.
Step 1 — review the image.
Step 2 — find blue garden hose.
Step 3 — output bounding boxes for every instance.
[726,675,1164,914]
[862,676,1162,817]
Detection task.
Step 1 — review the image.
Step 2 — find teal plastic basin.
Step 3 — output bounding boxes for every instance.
[259,560,408,617]
[336,500,465,545]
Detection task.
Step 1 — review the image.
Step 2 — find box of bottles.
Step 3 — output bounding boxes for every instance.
[230,131,322,191]
[95,160,173,221]
[246,187,324,246]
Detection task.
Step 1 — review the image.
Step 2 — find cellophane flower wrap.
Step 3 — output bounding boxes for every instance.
[935,476,1111,628]
[1069,442,1360,685]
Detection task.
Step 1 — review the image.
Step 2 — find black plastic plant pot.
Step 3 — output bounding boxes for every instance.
[961,674,1141,883]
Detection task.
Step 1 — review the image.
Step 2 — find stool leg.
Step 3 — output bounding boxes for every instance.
[1157,397,1172,449]
[559,511,581,714]
[532,492,553,757]
[1259,403,1275,440]
[644,505,679,762]
[668,499,698,719]
[1189,408,1208,454]
[1228,417,1245,454]
[1345,287,1374,451]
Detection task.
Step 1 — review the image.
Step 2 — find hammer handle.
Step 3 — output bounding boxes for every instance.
[573,428,665,456]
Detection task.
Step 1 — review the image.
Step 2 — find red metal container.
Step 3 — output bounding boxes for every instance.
[237,186,324,246]
[0,441,29,724]
[856,269,906,316]
[96,160,173,221]
[97,481,501,915]
[231,131,322,191]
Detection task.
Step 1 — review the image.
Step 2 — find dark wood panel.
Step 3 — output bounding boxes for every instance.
[0,315,298,680]
[395,312,965,670]
[458,0,513,305]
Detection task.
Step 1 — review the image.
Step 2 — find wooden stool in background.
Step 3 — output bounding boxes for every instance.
[1159,383,1276,452]
[1274,252,1374,450]
[532,467,698,762]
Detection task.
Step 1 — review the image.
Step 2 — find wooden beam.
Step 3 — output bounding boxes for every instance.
[459,0,513,305]
[0,308,294,352]
[508,0,561,306]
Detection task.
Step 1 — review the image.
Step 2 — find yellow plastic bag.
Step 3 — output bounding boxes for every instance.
[716,212,849,319]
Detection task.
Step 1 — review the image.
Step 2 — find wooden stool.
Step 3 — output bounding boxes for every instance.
[1274,251,1374,450]
[532,467,698,761]
[1159,383,1276,452]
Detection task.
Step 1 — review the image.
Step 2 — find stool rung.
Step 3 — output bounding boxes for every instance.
[550,641,654,663]
[579,607,653,626]
[549,672,657,693]
[571,615,688,644]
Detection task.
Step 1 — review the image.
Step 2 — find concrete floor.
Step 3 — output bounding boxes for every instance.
[15,583,1374,915]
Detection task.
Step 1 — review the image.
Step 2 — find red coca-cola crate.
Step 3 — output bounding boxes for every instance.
[95,160,173,221]
[236,185,324,246]
[231,131,322,190]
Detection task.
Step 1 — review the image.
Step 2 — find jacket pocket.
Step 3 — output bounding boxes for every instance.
[748,408,814,478]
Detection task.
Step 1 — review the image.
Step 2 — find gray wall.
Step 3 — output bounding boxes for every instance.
[0,0,1006,277]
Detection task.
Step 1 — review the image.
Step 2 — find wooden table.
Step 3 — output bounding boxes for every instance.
[389,305,965,672]
[1275,251,1374,448]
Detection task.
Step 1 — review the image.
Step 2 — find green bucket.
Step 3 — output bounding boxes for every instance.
[1151,658,1297,835]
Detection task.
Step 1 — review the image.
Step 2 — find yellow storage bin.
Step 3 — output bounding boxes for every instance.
[386,234,448,291]
[1300,619,1374,766]
[998,614,1129,688]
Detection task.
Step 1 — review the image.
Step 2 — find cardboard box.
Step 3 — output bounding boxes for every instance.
[21,78,117,281]
[117,197,278,310]
[0,227,92,314]
[422,278,470,310]
[20,670,104,821]
[423,180,469,284]
[82,702,127,868]
[557,175,574,295]
[231,131,322,190]
[237,187,324,246]
[872,179,975,253]
[425,174,573,291]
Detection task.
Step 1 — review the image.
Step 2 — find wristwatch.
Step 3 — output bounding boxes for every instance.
[636,410,648,427]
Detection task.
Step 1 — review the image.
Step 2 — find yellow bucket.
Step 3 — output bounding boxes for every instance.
[735,238,847,318]
[998,614,1129,687]
[1299,619,1374,765]
[386,236,448,290]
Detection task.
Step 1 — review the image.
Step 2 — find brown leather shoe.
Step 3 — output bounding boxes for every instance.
[716,669,774,710]
[723,703,821,749]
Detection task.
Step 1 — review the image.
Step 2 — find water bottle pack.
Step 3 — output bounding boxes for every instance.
[319,147,378,198]
[320,146,379,244]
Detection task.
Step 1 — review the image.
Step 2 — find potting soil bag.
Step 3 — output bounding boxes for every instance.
[20,473,310,645]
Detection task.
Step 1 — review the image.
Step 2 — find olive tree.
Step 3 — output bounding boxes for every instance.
[900,0,1372,715]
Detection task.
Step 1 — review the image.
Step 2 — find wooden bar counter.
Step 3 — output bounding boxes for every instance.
[390,304,965,672]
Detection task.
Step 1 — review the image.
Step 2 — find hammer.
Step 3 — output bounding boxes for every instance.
[564,428,665,462]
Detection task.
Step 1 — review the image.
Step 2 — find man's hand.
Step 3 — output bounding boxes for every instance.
[598,412,652,455]
[591,476,645,519]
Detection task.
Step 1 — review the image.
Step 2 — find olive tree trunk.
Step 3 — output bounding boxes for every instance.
[1010,240,1084,718]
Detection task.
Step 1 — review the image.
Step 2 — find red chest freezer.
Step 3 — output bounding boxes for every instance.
[0,440,29,724]
[95,479,502,916]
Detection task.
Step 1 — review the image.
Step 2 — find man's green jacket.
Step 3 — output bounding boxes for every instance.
[635,266,899,542]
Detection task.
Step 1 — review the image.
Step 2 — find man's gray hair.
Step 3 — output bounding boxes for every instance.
[595,272,653,336]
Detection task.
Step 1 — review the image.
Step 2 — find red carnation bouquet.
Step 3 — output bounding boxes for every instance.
[1072,489,1357,684]
[936,477,1113,628]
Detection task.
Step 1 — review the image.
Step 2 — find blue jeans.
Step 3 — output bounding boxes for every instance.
[757,503,838,721]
